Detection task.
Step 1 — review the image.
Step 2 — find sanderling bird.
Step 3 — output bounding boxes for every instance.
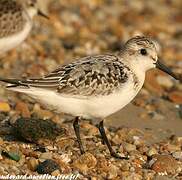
[0,36,180,158]
[0,0,49,54]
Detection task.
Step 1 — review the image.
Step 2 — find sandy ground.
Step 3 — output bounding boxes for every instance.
[0,0,181,179]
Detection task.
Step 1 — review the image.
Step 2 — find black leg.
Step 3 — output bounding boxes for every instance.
[73,117,85,154]
[98,120,127,159]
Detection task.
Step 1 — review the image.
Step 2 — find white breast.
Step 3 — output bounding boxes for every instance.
[0,17,32,54]
[10,76,144,119]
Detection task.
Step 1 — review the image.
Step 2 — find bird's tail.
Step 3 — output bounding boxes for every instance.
[0,77,29,88]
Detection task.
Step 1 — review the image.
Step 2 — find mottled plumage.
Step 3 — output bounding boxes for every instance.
[0,36,179,158]
[0,0,25,38]
[0,0,48,54]
[9,55,133,97]
[0,36,179,119]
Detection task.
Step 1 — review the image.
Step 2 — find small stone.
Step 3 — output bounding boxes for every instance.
[178,104,182,118]
[2,151,21,162]
[172,151,182,160]
[133,136,144,146]
[0,153,3,160]
[123,172,143,180]
[33,104,54,120]
[145,71,164,95]
[59,154,71,163]
[121,162,130,171]
[13,118,66,143]
[0,167,5,175]
[56,138,74,150]
[0,137,4,145]
[9,166,20,174]
[53,155,72,173]
[156,75,174,88]
[165,144,181,153]
[73,153,97,173]
[107,164,118,179]
[151,155,179,174]
[143,169,155,180]
[168,91,182,104]
[46,146,57,151]
[15,101,31,118]
[39,152,52,161]
[51,169,61,176]
[148,112,164,121]
[123,143,136,152]
[0,101,10,112]
[147,147,158,157]
[91,177,97,180]
[36,159,59,174]
[138,145,149,154]
[81,122,98,136]
[27,157,39,171]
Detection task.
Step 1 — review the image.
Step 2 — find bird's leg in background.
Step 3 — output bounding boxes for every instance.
[73,117,85,154]
[98,120,127,159]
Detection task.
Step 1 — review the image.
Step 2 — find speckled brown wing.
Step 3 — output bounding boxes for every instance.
[1,55,130,97]
[0,0,25,38]
[29,55,129,96]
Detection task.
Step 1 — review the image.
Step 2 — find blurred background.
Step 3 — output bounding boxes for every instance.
[0,0,181,135]
[0,0,181,78]
[0,0,181,178]
[0,0,181,133]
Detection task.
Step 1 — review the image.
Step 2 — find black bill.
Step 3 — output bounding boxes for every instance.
[156,60,179,80]
[38,10,49,19]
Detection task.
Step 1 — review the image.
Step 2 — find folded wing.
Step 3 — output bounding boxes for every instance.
[0,54,130,97]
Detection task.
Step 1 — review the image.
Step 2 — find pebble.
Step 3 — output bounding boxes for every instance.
[36,159,60,174]
[59,154,71,163]
[143,169,155,180]
[121,162,130,171]
[150,155,179,174]
[73,153,97,173]
[15,101,31,118]
[0,101,10,112]
[107,164,118,179]
[147,147,158,157]
[156,75,174,89]
[33,104,54,120]
[0,154,3,160]
[177,104,182,118]
[39,152,52,161]
[56,138,75,150]
[123,143,136,152]
[123,172,143,180]
[172,151,182,160]
[168,91,182,104]
[2,151,21,162]
[145,71,164,95]
[149,112,164,121]
[51,169,61,176]
[9,166,20,175]
[165,144,181,153]
[13,118,66,143]
[81,122,99,136]
[0,166,6,175]
[0,0,181,179]
[27,157,39,171]
[97,157,110,173]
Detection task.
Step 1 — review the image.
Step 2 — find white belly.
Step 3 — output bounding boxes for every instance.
[12,80,143,119]
[0,21,32,54]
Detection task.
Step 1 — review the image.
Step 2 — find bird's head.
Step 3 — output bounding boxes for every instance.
[121,36,179,80]
[22,0,49,19]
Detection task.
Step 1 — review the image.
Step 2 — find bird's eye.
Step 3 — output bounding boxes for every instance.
[140,48,147,56]
[29,2,35,6]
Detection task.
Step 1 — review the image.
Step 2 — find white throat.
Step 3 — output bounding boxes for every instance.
[26,7,38,19]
